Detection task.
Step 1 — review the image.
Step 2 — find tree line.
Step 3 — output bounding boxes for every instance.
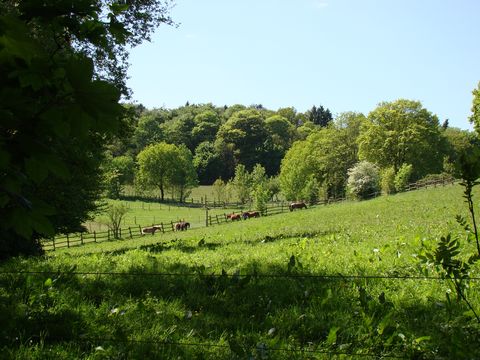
[105,98,480,204]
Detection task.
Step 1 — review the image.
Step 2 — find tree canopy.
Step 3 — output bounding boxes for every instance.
[0,0,173,258]
[358,99,443,180]
[136,142,197,201]
[470,82,480,137]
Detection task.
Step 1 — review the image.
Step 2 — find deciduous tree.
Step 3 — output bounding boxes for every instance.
[358,99,443,180]
[136,143,197,202]
[470,82,480,136]
[0,0,173,258]
[215,109,271,173]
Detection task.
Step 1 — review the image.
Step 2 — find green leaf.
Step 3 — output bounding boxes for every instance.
[66,55,94,90]
[109,20,128,45]
[44,278,53,287]
[326,326,339,345]
[413,336,431,344]
[0,149,10,169]
[110,3,129,15]
[24,157,49,183]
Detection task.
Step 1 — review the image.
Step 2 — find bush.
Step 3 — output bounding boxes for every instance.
[301,176,320,203]
[394,164,413,192]
[380,166,396,195]
[347,161,380,200]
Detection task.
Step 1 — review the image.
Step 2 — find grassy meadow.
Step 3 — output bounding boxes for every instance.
[1,184,480,359]
[84,199,243,233]
[121,185,233,204]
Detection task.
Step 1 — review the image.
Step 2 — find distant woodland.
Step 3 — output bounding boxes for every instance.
[106,99,479,201]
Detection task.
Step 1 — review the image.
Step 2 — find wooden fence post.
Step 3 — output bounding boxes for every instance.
[80,232,84,245]
[66,234,70,248]
[94,231,97,243]
[161,222,165,233]
[138,225,142,236]
[119,228,122,239]
[171,221,174,232]
[52,238,56,251]
[209,215,212,226]
[129,227,133,239]
[107,229,110,241]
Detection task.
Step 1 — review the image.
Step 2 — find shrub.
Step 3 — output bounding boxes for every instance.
[394,164,413,192]
[347,161,380,200]
[301,176,320,203]
[380,166,396,195]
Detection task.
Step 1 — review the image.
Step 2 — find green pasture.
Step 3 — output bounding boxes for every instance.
[121,185,227,203]
[85,199,245,233]
[1,184,480,359]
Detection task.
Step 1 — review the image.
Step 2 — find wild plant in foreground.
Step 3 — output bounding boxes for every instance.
[418,150,480,323]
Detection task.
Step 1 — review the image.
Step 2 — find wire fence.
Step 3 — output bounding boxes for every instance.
[2,268,479,281]
[0,267,473,359]
[15,335,408,359]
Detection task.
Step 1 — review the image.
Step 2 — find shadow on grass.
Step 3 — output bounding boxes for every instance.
[1,259,479,359]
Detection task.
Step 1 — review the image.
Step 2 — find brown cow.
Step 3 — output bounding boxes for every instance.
[142,225,162,235]
[289,201,307,211]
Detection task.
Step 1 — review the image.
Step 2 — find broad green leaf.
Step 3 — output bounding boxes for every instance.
[326,326,339,345]
[25,157,49,183]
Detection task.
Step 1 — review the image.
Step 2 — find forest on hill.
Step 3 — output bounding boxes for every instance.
[105,98,479,202]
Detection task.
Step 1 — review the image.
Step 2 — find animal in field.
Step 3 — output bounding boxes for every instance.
[175,221,190,231]
[242,211,260,219]
[227,213,241,221]
[142,225,162,235]
[289,201,307,212]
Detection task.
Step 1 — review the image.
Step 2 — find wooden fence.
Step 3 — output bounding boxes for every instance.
[43,176,456,251]
[42,201,305,251]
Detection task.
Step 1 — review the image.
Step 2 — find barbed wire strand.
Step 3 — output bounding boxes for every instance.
[35,336,407,359]
[0,270,479,281]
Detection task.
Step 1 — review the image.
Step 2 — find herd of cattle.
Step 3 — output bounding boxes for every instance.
[141,201,307,235]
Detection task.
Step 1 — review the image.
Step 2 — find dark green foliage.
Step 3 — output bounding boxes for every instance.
[193,142,223,185]
[193,142,224,185]
[307,105,333,127]
[0,17,121,258]
[0,1,173,259]
[215,109,272,174]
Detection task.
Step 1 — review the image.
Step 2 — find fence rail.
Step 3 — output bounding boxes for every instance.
[43,176,456,251]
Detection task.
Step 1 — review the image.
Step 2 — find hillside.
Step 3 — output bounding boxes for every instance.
[1,184,479,359]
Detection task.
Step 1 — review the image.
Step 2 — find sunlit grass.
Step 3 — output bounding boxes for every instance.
[2,184,480,359]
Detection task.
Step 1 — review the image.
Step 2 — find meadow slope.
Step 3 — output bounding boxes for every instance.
[1,184,479,359]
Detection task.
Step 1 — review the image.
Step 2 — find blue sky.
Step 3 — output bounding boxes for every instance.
[127,0,480,130]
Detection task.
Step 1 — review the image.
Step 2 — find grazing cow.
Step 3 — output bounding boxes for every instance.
[227,213,241,221]
[175,221,190,231]
[289,201,307,211]
[142,225,162,235]
[242,211,260,219]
